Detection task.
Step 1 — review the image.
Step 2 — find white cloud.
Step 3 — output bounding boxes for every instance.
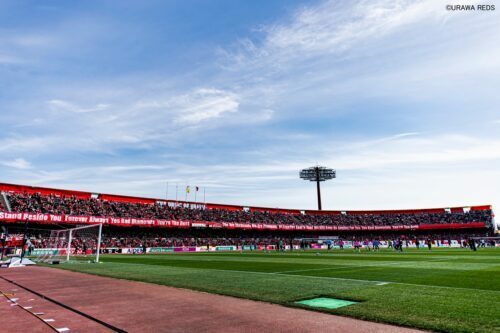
[13,0,494,156]
[223,0,449,71]
[48,99,110,113]
[0,85,242,156]
[4,130,499,211]
[330,134,500,170]
[169,88,239,125]
[0,137,51,153]
[1,158,32,170]
[265,1,427,52]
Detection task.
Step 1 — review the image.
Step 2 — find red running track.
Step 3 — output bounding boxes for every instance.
[0,266,424,333]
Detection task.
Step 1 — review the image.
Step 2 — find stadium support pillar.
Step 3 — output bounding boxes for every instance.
[316,178,322,211]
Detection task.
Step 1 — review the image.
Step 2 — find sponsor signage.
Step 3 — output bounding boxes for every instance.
[173,247,197,252]
[215,246,236,251]
[149,247,175,253]
[31,249,60,256]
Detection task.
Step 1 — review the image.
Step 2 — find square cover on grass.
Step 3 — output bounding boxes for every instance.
[295,297,357,309]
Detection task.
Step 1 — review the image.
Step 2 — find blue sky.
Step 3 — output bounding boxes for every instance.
[1,0,499,210]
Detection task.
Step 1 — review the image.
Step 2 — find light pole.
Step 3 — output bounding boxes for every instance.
[300,166,336,210]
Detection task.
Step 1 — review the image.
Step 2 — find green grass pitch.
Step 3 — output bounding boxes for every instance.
[56,248,499,333]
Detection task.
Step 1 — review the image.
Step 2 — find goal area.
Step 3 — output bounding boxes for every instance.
[34,224,103,264]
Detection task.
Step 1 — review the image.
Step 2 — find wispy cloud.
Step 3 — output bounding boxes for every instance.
[263,0,444,55]
[1,158,32,170]
[135,88,240,125]
[6,131,499,209]
[221,0,448,71]
[173,88,239,125]
[330,134,500,170]
[0,137,51,153]
[48,99,110,113]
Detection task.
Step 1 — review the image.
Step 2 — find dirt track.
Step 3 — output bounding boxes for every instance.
[0,266,423,333]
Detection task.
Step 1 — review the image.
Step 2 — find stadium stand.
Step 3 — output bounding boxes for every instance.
[3,191,493,228]
[0,182,495,252]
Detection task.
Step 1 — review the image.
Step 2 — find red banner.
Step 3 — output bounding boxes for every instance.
[0,211,487,231]
[417,222,485,230]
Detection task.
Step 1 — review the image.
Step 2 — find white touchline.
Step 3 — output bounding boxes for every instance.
[274,265,355,274]
[276,257,461,275]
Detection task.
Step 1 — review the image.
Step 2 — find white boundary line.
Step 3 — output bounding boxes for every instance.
[275,265,354,274]
[274,257,458,274]
[180,267,500,293]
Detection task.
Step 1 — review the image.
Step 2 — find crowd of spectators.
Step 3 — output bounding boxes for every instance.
[2,219,493,251]
[22,228,288,249]
[24,232,493,250]
[6,192,493,227]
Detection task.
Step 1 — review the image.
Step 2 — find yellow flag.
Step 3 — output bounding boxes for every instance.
[186,186,190,193]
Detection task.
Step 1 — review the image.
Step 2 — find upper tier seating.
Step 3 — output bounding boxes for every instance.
[5,193,492,227]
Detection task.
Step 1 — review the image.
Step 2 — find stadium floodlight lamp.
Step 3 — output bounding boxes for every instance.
[300,166,336,211]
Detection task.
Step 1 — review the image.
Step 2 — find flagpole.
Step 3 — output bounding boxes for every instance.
[175,183,178,203]
[194,187,197,203]
[185,184,188,202]
[203,187,206,204]
[166,182,169,200]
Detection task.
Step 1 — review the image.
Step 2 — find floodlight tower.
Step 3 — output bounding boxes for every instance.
[300,165,336,210]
